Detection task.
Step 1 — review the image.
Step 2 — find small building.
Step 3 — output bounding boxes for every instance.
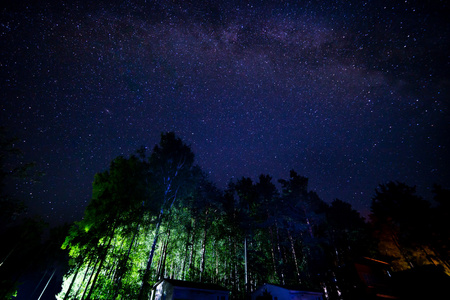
[251,283,323,300]
[151,278,230,300]
[354,257,397,299]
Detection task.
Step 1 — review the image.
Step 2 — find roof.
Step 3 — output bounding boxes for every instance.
[257,283,323,294]
[153,278,229,292]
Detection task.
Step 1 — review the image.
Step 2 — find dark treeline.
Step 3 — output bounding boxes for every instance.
[1,132,449,299]
[0,127,69,299]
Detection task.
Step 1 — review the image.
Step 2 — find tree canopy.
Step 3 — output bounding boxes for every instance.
[51,133,449,300]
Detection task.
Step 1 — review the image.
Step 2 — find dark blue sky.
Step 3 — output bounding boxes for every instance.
[2,0,449,225]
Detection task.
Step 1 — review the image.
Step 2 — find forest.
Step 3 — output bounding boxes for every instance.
[1,132,449,300]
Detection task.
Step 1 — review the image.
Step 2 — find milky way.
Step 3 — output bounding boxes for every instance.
[2,0,449,224]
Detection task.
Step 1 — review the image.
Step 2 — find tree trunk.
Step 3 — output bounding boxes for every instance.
[74,258,93,299]
[80,257,99,300]
[429,244,450,271]
[287,228,301,284]
[113,222,140,299]
[233,237,238,291]
[157,230,171,280]
[169,260,174,279]
[244,237,248,295]
[181,222,192,280]
[274,220,286,285]
[187,219,197,279]
[388,225,414,269]
[85,233,114,300]
[62,262,81,300]
[199,208,209,282]
[138,212,163,300]
[268,226,278,282]
[156,239,165,280]
[160,235,169,279]
[106,236,124,281]
[215,246,219,283]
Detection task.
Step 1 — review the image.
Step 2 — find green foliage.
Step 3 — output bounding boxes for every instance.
[62,133,446,300]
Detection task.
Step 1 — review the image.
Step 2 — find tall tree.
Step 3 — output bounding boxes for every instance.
[138,132,195,300]
[325,199,373,299]
[0,128,46,299]
[58,153,149,299]
[254,175,280,285]
[370,181,432,271]
[327,199,372,262]
[278,170,327,287]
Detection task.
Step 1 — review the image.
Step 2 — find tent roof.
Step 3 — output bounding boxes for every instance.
[153,278,229,292]
[256,283,322,294]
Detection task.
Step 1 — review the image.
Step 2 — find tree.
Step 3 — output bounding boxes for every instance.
[327,199,372,261]
[58,154,149,299]
[370,182,433,271]
[0,127,46,299]
[138,132,196,300]
[55,133,449,300]
[325,199,373,299]
[0,127,36,227]
[253,175,281,286]
[57,133,200,300]
[278,170,328,288]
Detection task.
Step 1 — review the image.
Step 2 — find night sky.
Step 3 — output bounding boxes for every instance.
[2,0,449,226]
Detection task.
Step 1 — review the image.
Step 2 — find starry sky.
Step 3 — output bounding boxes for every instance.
[2,0,449,225]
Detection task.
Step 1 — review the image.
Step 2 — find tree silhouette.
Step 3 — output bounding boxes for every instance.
[138,132,196,300]
[370,181,442,271]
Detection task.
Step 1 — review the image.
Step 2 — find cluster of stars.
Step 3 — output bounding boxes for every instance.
[1,0,448,223]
